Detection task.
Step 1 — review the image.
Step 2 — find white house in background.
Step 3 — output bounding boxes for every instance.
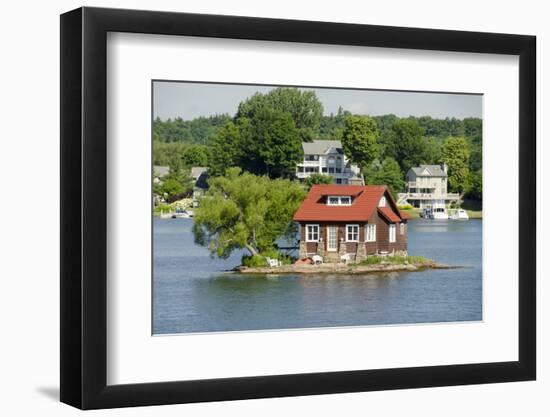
[397,164,460,209]
[295,140,362,185]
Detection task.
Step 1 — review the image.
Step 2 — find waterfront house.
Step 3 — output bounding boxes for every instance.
[295,140,362,185]
[397,164,459,209]
[293,184,410,262]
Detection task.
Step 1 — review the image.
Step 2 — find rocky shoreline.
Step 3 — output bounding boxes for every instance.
[234,261,460,275]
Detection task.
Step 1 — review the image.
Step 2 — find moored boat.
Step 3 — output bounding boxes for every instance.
[427,204,448,220]
[171,208,193,219]
[449,208,469,220]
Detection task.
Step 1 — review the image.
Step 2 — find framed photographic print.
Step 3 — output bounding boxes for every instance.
[60,6,536,409]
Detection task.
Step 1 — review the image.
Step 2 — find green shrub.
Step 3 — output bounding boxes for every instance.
[359,256,383,265]
[241,254,268,267]
[241,249,294,267]
[154,204,172,214]
[397,203,413,210]
[405,255,430,264]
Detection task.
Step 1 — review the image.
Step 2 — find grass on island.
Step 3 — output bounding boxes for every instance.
[241,250,294,267]
[357,255,431,266]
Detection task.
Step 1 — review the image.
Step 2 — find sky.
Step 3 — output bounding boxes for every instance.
[153,81,482,121]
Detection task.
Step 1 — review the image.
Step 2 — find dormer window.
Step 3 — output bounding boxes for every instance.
[379,196,386,207]
[327,196,352,206]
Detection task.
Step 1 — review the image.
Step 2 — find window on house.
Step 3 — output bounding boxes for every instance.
[322,167,328,173]
[346,224,359,242]
[327,196,352,206]
[379,196,386,207]
[306,224,319,242]
[400,223,405,235]
[365,224,376,242]
[336,178,342,184]
[389,224,396,243]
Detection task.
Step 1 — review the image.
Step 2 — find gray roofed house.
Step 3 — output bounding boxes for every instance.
[153,165,170,178]
[301,140,344,156]
[398,163,459,208]
[409,164,447,177]
[153,165,170,185]
[296,140,361,185]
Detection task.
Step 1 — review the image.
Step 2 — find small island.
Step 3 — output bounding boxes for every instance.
[235,255,459,275]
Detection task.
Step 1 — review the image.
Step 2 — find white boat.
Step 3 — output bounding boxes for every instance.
[171,208,192,219]
[427,205,448,220]
[449,209,469,220]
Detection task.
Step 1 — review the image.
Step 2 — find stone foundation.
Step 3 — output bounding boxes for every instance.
[299,241,307,259]
[338,239,347,258]
[317,238,325,258]
[355,243,367,262]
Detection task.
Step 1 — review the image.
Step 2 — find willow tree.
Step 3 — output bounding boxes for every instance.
[192,168,306,258]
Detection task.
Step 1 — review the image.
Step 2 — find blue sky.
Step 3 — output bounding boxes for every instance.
[153,81,482,121]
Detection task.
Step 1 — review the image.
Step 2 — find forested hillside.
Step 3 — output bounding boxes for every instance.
[153,87,482,201]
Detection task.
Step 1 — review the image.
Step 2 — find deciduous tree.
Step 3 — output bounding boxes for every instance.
[236,87,323,142]
[192,168,306,258]
[341,115,379,172]
[441,136,471,195]
[365,158,405,198]
[382,119,428,173]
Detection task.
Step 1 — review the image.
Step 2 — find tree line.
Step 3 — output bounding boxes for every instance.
[153,87,482,201]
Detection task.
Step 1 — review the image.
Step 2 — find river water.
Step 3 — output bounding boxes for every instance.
[153,218,482,334]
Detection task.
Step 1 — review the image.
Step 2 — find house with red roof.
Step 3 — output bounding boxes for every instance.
[293,184,411,262]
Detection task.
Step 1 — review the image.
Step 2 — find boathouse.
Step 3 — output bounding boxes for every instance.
[293,184,411,262]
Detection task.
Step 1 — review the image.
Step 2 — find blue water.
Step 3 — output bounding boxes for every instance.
[153,218,482,334]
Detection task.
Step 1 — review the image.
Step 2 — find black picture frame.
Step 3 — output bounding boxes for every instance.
[60,6,536,410]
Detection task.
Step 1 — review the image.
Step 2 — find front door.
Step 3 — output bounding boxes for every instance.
[327,226,338,252]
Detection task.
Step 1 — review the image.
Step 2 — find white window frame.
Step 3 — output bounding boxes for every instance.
[326,226,338,252]
[389,224,396,243]
[339,196,351,205]
[379,196,386,207]
[327,195,352,206]
[400,222,405,235]
[306,224,320,242]
[365,223,377,242]
[346,224,359,242]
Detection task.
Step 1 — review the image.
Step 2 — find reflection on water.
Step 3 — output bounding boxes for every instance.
[153,218,482,334]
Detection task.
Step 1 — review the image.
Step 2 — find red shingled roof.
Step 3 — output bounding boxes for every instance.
[378,206,401,223]
[293,184,406,223]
